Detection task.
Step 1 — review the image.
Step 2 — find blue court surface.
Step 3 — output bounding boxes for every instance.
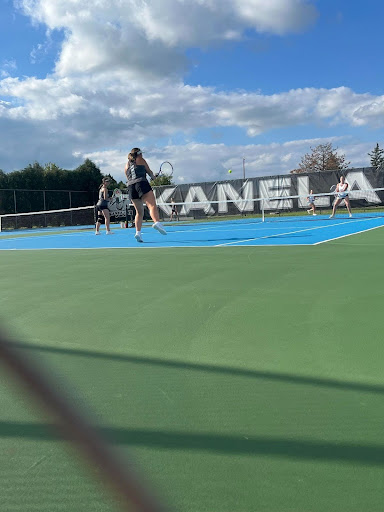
[1,213,384,250]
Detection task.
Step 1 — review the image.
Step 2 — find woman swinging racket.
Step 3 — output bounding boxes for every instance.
[125,148,167,242]
[329,176,352,218]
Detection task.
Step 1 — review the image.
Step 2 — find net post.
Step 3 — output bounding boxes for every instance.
[125,205,130,228]
[261,199,265,222]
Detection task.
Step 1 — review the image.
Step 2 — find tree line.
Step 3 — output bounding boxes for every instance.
[0,158,175,214]
[0,159,111,214]
[0,159,112,193]
[290,142,384,174]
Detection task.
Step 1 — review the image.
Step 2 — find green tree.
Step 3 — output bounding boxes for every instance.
[0,170,8,188]
[71,159,103,191]
[0,170,11,215]
[116,180,126,190]
[22,162,46,189]
[368,143,384,170]
[150,173,174,187]
[290,142,350,174]
[44,163,69,190]
[7,170,24,189]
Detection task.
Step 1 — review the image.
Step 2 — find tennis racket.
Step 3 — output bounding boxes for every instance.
[157,161,174,178]
[330,184,337,193]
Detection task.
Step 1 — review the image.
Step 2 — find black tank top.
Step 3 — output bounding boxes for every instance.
[126,162,147,185]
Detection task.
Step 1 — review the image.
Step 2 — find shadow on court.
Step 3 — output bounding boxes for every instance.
[12,342,384,397]
[1,420,384,467]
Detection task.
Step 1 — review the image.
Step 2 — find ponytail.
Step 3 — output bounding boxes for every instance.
[128,148,142,163]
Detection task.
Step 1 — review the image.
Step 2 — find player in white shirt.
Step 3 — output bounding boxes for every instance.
[329,176,352,218]
[306,190,317,216]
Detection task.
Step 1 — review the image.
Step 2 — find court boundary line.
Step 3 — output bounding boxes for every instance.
[313,223,384,245]
[214,217,372,247]
[0,244,314,252]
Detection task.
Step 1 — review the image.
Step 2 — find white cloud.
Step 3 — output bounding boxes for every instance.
[0,0,380,184]
[1,73,384,134]
[82,137,373,185]
[0,59,17,78]
[16,0,317,77]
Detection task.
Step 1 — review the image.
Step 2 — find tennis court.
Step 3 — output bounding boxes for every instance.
[1,211,384,249]
[1,213,384,511]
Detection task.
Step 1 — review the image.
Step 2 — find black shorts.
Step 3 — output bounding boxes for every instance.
[128,180,152,200]
[96,199,109,211]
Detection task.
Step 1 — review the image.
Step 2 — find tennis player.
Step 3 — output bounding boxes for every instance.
[95,177,113,235]
[125,148,167,243]
[329,176,352,218]
[169,198,179,221]
[306,190,317,216]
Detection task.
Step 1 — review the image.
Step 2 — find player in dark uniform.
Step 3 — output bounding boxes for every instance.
[95,177,113,234]
[169,198,179,221]
[125,148,167,243]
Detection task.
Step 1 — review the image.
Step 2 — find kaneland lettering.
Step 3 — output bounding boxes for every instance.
[150,167,382,217]
[345,171,380,203]
[217,181,254,213]
[155,187,176,215]
[297,176,330,208]
[258,177,292,210]
[180,186,215,216]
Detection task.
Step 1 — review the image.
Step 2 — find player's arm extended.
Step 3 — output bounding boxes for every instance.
[142,158,156,180]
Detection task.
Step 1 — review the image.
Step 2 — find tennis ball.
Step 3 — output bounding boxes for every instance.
[228,169,232,173]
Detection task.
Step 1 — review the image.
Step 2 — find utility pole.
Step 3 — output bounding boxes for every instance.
[242,157,246,179]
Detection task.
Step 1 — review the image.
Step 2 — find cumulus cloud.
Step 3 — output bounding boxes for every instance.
[1,73,384,134]
[16,0,317,77]
[82,137,372,184]
[0,0,380,183]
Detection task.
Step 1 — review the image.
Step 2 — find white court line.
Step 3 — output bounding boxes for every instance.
[165,225,295,234]
[214,217,377,247]
[314,223,384,244]
[156,217,340,235]
[0,222,324,241]
[0,244,314,251]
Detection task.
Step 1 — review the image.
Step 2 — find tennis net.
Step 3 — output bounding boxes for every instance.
[2,187,384,232]
[0,205,96,232]
[154,187,384,223]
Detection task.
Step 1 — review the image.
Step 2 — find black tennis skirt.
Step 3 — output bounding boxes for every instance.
[128,180,152,199]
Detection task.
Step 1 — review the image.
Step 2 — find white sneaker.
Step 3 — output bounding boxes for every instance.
[95,231,101,235]
[349,213,352,218]
[313,214,317,216]
[307,209,312,214]
[153,222,167,235]
[134,233,143,243]
[329,215,334,219]
[106,230,114,235]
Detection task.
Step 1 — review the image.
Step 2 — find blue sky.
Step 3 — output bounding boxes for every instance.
[0,0,383,183]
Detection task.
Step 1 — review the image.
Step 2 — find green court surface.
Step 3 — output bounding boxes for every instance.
[1,228,384,511]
